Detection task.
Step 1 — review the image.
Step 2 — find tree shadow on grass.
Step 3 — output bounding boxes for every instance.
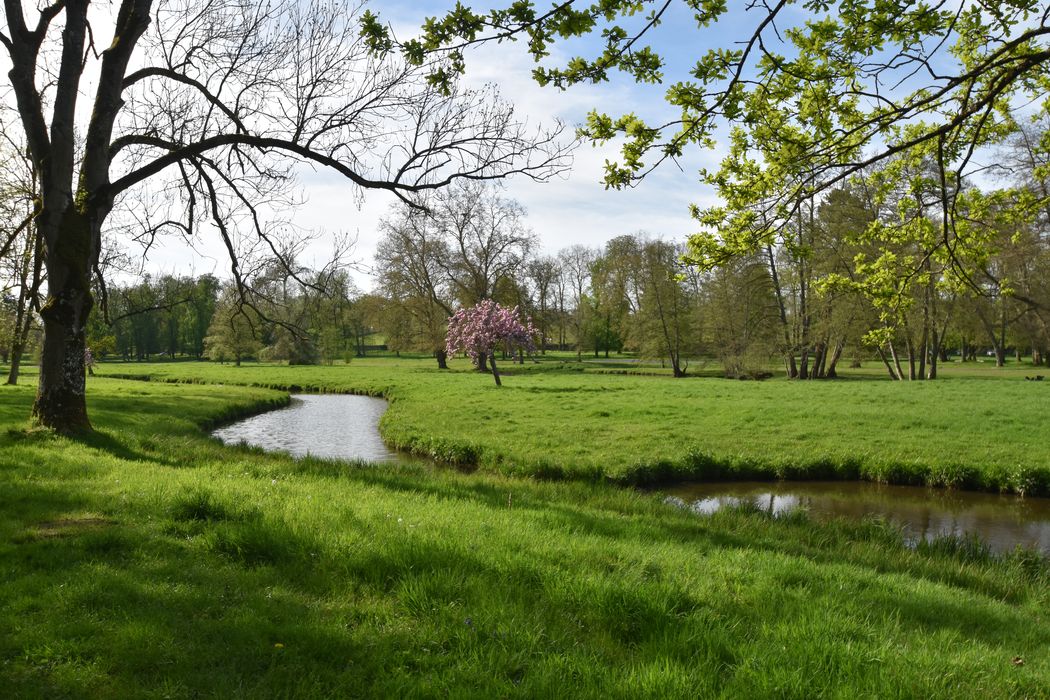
[0,480,92,536]
[70,429,179,467]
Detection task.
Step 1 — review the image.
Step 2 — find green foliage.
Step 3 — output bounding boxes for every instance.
[396,0,1050,293]
[204,289,262,365]
[99,274,220,360]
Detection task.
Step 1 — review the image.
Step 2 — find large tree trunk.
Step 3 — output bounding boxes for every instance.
[12,0,149,431]
[33,211,94,432]
[436,348,449,369]
[812,341,827,378]
[918,331,927,380]
[477,351,489,372]
[6,338,25,385]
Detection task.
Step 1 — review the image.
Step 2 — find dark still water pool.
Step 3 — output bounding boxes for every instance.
[663,481,1050,554]
[212,394,401,462]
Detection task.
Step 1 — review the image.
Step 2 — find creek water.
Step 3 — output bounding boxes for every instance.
[212,397,1050,554]
[212,394,401,462]
[663,481,1050,554]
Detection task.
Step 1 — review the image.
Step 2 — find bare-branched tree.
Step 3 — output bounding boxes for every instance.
[0,0,571,432]
[375,205,455,368]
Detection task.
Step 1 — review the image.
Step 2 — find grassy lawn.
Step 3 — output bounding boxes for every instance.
[1,372,1049,697]
[92,356,1050,494]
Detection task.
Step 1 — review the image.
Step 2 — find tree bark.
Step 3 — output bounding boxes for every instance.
[6,338,25,386]
[764,245,797,378]
[32,210,95,432]
[876,346,898,380]
[903,327,917,380]
[812,341,827,379]
[6,260,41,386]
[825,340,844,378]
[489,354,502,386]
[477,351,489,372]
[6,292,39,385]
[928,324,941,380]
[436,348,448,369]
[888,340,905,381]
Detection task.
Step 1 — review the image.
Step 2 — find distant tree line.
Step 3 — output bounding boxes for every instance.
[4,135,1050,380]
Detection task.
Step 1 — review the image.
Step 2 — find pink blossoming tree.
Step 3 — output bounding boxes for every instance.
[446,300,537,386]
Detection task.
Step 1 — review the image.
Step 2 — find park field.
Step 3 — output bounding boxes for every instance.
[0,365,1049,697]
[95,356,1050,494]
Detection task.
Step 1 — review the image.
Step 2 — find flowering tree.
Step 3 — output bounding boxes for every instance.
[446,300,537,386]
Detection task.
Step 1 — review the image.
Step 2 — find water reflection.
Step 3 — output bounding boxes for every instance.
[212,394,401,462]
[664,481,1050,554]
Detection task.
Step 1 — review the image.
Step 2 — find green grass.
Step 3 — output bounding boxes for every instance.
[91,356,1050,494]
[1,374,1049,697]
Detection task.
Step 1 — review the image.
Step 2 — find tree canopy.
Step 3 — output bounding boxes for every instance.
[365,0,1050,282]
[446,299,537,385]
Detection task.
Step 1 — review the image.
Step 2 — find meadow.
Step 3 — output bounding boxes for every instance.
[1,359,1048,697]
[98,355,1050,493]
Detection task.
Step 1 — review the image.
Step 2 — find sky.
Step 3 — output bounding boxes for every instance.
[129,0,743,289]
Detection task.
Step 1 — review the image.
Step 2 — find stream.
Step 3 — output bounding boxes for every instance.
[213,395,1050,554]
[212,393,401,462]
[664,480,1050,554]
